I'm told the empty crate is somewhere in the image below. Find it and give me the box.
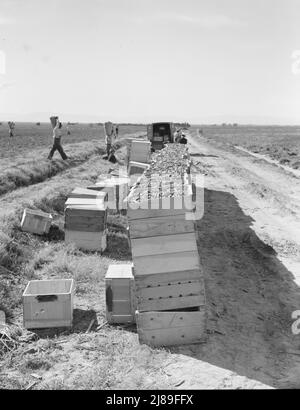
[23,279,75,329]
[21,208,53,235]
[128,161,149,176]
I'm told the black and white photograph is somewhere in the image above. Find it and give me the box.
[0,0,300,394]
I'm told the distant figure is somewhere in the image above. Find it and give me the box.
[179,134,187,144]
[198,128,203,136]
[8,121,15,138]
[48,119,68,160]
[108,147,117,164]
[104,121,116,158]
[115,125,119,137]
[174,128,182,143]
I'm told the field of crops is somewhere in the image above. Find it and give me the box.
[0,122,146,159]
[190,125,300,169]
[0,123,146,196]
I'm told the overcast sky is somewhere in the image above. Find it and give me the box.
[0,0,300,124]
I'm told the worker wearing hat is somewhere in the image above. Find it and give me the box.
[48,118,68,160]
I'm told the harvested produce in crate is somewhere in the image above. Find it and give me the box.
[127,145,192,206]
[146,144,191,177]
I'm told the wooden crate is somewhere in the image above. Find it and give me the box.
[134,268,203,287]
[23,279,75,329]
[65,229,107,252]
[136,307,206,347]
[135,276,205,312]
[133,250,201,277]
[65,208,107,232]
[128,161,149,176]
[105,264,136,324]
[130,232,198,258]
[129,140,151,163]
[64,197,107,210]
[21,208,53,235]
[129,214,195,239]
[68,187,108,200]
[88,176,129,211]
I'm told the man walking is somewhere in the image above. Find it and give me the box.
[48,119,68,160]
[104,121,116,158]
[8,121,15,138]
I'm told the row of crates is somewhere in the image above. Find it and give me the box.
[124,148,207,347]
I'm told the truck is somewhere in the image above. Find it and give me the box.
[147,122,176,151]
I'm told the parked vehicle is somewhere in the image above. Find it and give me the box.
[147,122,175,151]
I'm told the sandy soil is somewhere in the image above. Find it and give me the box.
[164,130,300,389]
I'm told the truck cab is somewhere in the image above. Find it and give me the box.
[147,122,175,151]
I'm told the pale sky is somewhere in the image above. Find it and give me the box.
[0,0,300,124]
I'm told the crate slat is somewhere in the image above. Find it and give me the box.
[131,232,198,258]
[68,188,108,200]
[129,216,195,238]
[136,308,206,347]
[133,251,201,276]
[134,268,203,288]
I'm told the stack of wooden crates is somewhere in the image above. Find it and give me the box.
[64,188,108,252]
[87,174,130,212]
[128,140,151,177]
[126,145,206,347]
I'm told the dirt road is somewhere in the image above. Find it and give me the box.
[165,130,300,389]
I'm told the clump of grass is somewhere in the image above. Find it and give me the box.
[0,231,27,271]
[21,356,53,372]
[0,280,21,317]
[43,331,172,390]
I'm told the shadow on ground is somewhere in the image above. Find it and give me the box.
[168,188,300,388]
[190,153,218,158]
[31,308,98,339]
[104,232,131,261]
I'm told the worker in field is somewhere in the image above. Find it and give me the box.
[174,128,182,143]
[115,125,119,137]
[8,121,15,138]
[47,119,68,160]
[104,121,116,159]
[179,134,187,145]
